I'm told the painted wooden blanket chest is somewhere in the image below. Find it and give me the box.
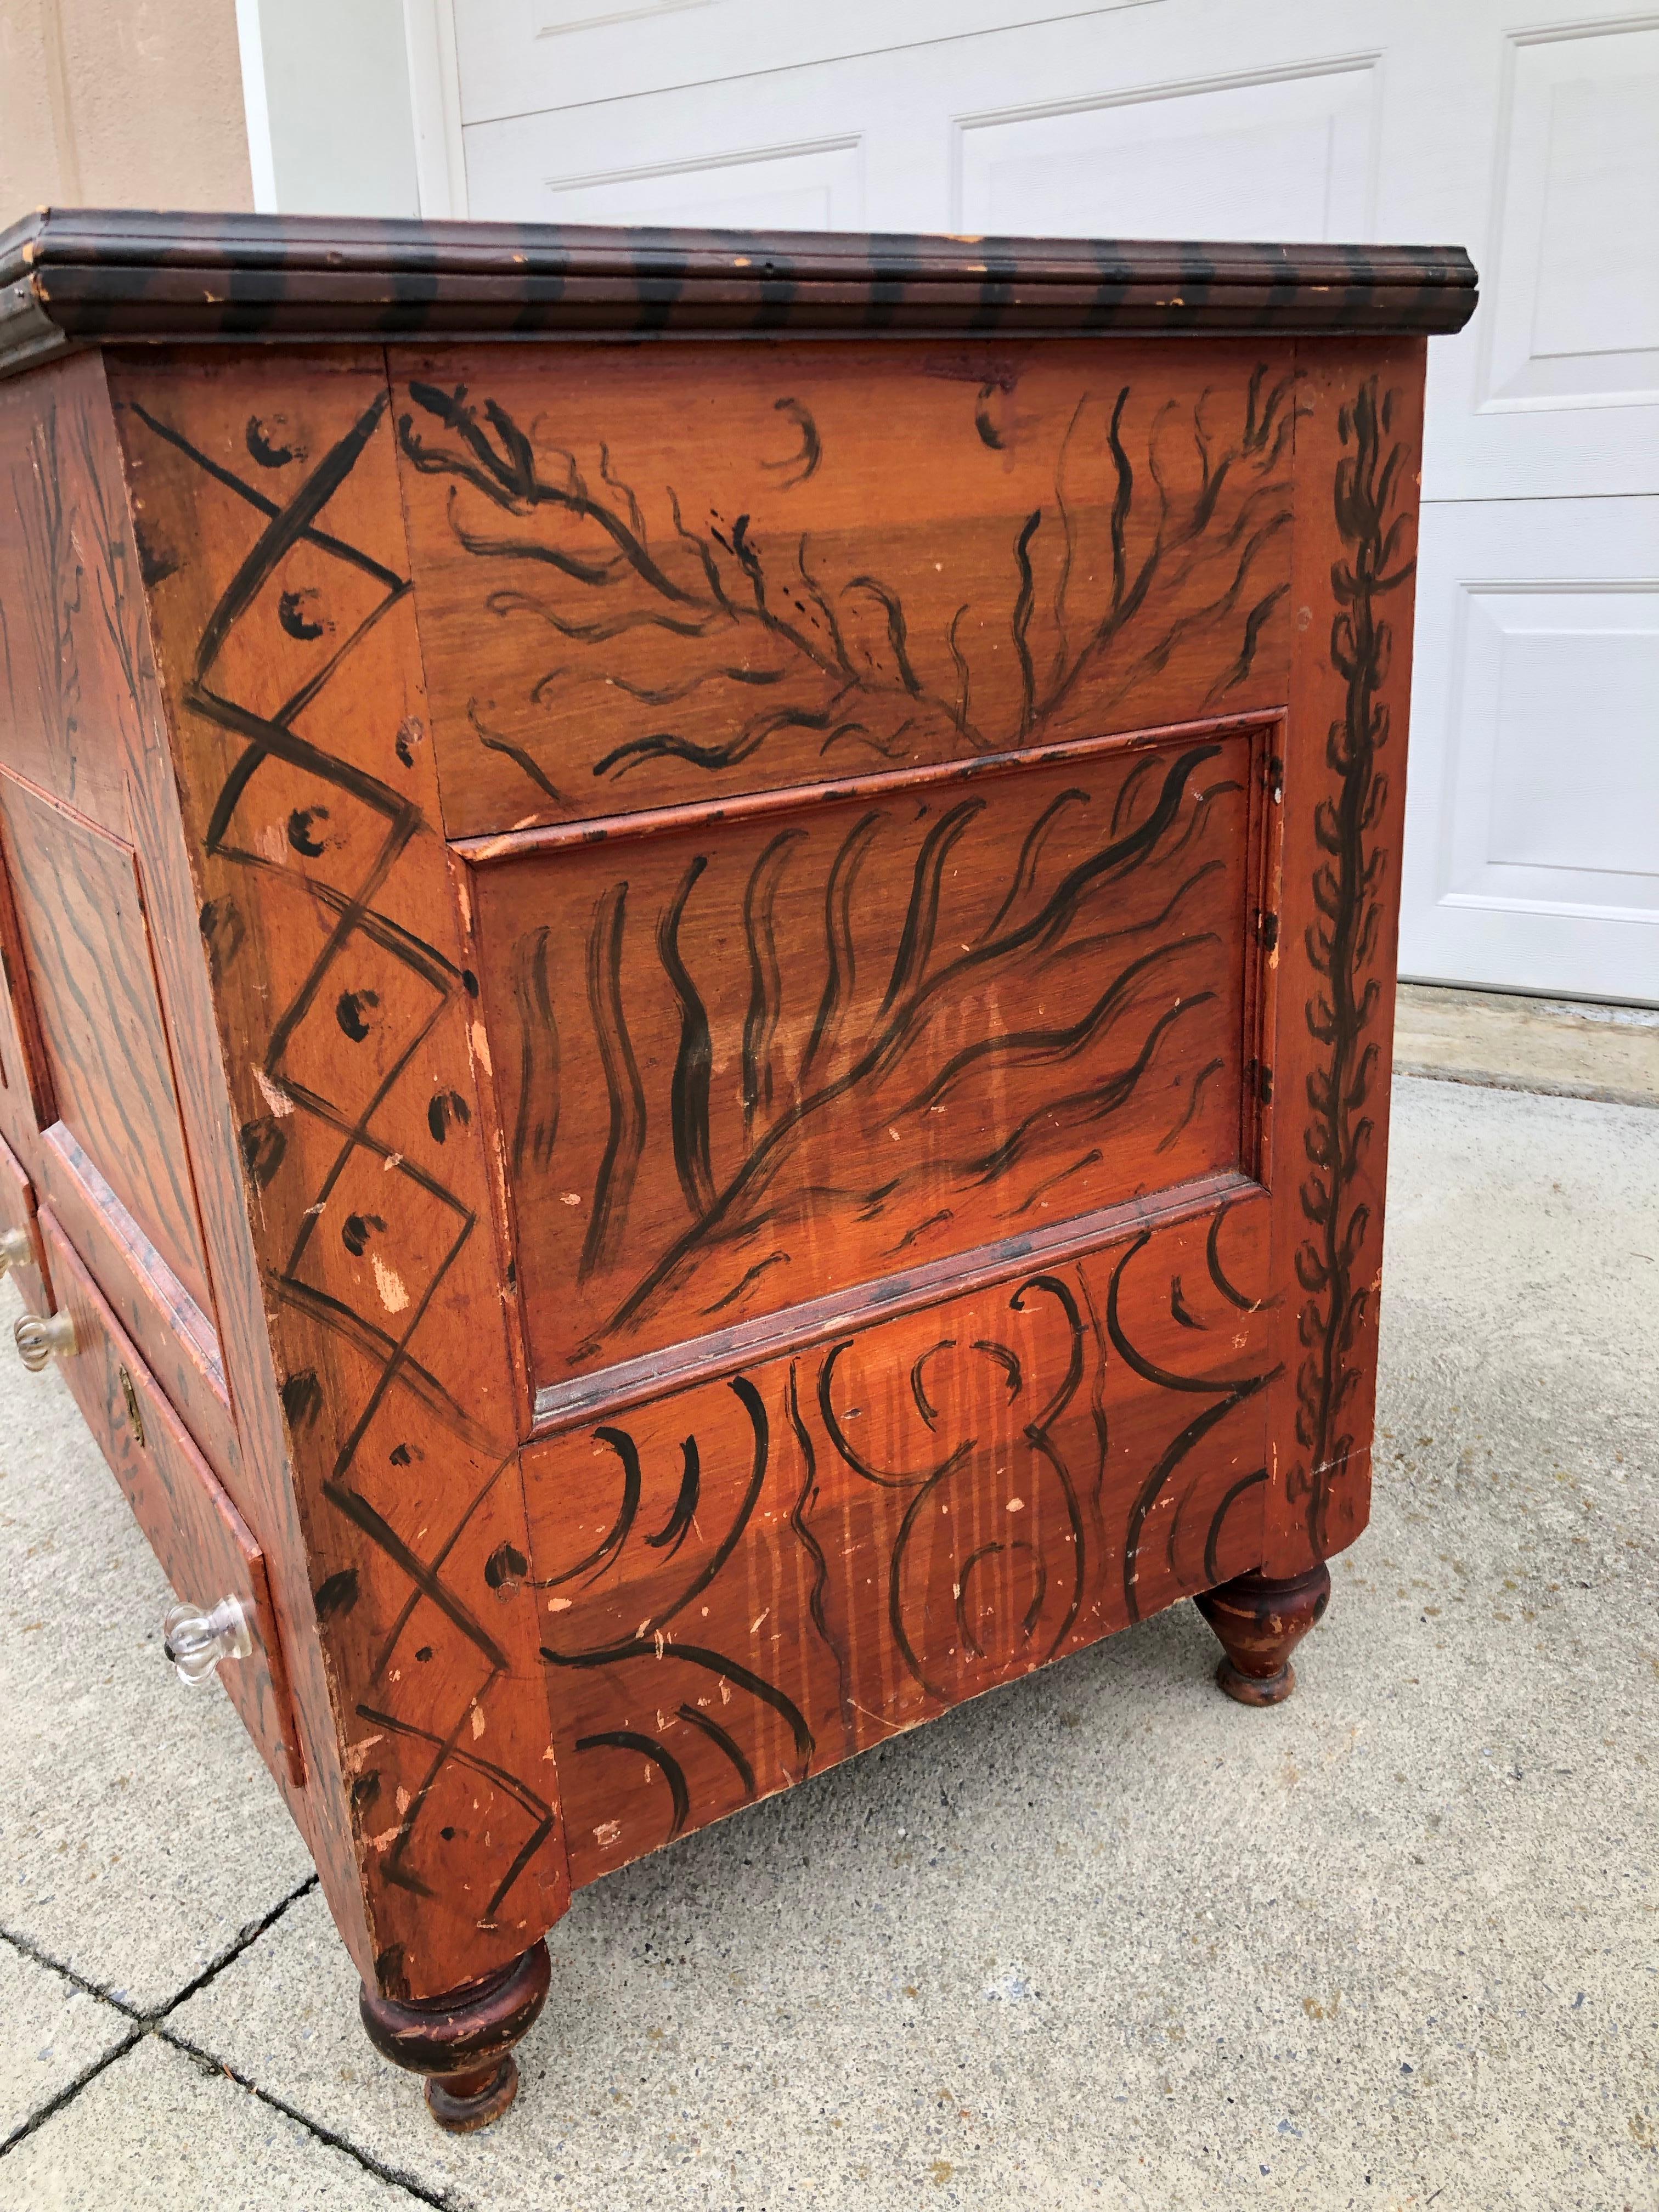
[0,211,1474,2129]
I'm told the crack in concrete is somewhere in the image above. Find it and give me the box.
[0,1872,318,2024]
[0,2022,148,2159]
[158,2026,456,2209]
[0,1876,353,2168]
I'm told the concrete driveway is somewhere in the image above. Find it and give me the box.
[1,1052,1654,2211]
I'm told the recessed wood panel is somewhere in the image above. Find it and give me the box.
[393,338,1295,836]
[523,1194,1271,1887]
[0,367,131,832]
[467,719,1273,1394]
[0,775,215,1319]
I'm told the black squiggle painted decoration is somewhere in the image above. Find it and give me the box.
[1105,1232,1277,1623]
[1293,379,1414,1552]
[760,397,821,487]
[246,414,302,469]
[131,383,560,1934]
[527,1203,1277,1883]
[592,746,1224,1346]
[278,588,325,641]
[396,366,1294,801]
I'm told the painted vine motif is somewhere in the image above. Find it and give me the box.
[520,1200,1276,1886]
[393,354,1297,827]
[1293,378,1415,1551]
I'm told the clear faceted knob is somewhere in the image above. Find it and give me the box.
[14,1310,76,1371]
[162,1595,252,1684]
[0,1226,31,1276]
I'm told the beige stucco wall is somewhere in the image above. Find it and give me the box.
[1,0,252,228]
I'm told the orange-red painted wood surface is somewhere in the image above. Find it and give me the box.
[0,346,346,1930]
[1260,345,1425,1576]
[393,342,1296,836]
[525,1194,1272,1886]
[110,350,570,2000]
[0,211,1460,2059]
[39,1205,304,1787]
[0,774,216,1314]
[466,719,1276,1395]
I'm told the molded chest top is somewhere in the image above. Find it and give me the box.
[0,208,1476,377]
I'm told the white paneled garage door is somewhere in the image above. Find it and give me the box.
[447,0,1659,1005]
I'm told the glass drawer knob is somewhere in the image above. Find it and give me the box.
[14,1310,76,1371]
[162,1595,253,1684]
[0,1227,30,1276]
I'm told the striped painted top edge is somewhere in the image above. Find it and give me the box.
[0,208,1479,375]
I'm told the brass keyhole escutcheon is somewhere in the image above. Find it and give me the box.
[117,1364,145,1447]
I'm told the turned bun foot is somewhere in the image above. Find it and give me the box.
[1194,1563,1331,1706]
[359,1940,551,2134]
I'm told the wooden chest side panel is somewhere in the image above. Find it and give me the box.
[109,349,571,1999]
[0,775,216,1317]
[392,339,1295,837]
[468,718,1273,1395]
[524,1193,1270,1889]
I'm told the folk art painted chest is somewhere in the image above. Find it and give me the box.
[0,213,1474,2129]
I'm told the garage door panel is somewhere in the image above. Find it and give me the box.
[955,59,1379,241]
[463,63,893,228]
[1481,22,1659,413]
[454,0,1165,127]
[479,135,867,232]
[1401,496,1659,1002]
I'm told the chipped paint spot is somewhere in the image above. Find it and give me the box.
[372,1254,409,1313]
[253,1064,293,1117]
[342,1734,383,1775]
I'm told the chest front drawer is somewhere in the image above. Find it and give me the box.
[33,1208,304,1788]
